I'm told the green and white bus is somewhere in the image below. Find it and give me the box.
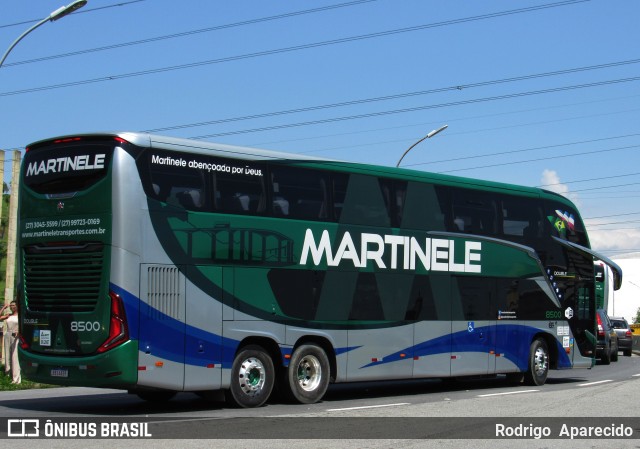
[17,132,622,407]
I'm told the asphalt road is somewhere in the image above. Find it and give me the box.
[1,354,640,448]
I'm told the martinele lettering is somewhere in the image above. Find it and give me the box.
[300,229,481,272]
[26,154,106,176]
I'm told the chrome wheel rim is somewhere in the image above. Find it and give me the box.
[533,346,548,377]
[237,356,266,397]
[296,354,322,392]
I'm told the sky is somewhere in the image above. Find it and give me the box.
[1,0,640,258]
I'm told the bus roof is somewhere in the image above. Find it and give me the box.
[27,131,576,208]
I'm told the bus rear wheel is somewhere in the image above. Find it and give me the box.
[226,345,275,408]
[524,338,549,386]
[284,344,330,404]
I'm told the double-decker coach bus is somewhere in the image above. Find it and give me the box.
[17,132,622,407]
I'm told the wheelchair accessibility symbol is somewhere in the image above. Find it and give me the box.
[468,321,475,332]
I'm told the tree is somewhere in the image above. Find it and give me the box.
[634,307,640,325]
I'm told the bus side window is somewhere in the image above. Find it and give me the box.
[149,181,168,202]
[450,189,498,235]
[166,186,204,210]
[332,173,349,221]
[270,166,328,220]
[501,196,543,241]
[215,167,266,214]
[164,178,205,211]
[177,190,203,209]
[394,181,407,228]
[378,179,407,228]
[146,152,206,209]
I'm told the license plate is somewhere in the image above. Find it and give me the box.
[50,368,68,378]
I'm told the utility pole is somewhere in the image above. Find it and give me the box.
[0,150,4,261]
[4,150,20,307]
[0,150,4,363]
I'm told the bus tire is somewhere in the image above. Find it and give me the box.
[524,338,549,386]
[226,345,275,408]
[285,344,330,404]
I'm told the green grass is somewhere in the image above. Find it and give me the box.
[0,364,58,391]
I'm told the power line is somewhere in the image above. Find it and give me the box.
[569,182,640,193]
[408,131,640,168]
[437,142,640,174]
[585,211,640,220]
[580,195,640,200]
[0,0,376,67]
[3,91,634,152]
[261,94,640,150]
[300,110,640,155]
[587,219,640,227]
[0,0,593,97]
[143,59,640,134]
[0,1,146,30]
[580,190,640,195]
[185,77,640,140]
[4,103,639,161]
[539,171,640,188]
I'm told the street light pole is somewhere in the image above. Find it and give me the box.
[0,0,87,68]
[0,0,87,309]
[396,124,448,168]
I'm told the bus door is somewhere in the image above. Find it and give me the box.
[450,276,496,376]
[138,264,186,390]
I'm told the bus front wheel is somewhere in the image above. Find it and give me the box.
[524,338,549,386]
[226,345,275,408]
[285,344,330,404]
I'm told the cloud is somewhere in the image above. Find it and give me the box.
[585,223,640,254]
[537,169,640,253]
[540,169,580,206]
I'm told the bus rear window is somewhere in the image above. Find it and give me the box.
[23,144,113,194]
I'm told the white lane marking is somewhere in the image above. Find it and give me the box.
[477,390,539,397]
[327,403,410,412]
[578,379,613,387]
[632,373,640,377]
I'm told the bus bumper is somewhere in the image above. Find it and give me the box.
[18,340,138,389]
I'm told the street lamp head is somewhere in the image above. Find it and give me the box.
[50,0,88,22]
[0,0,87,69]
[396,124,448,168]
[426,124,448,139]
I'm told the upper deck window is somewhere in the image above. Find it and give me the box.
[270,166,328,220]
